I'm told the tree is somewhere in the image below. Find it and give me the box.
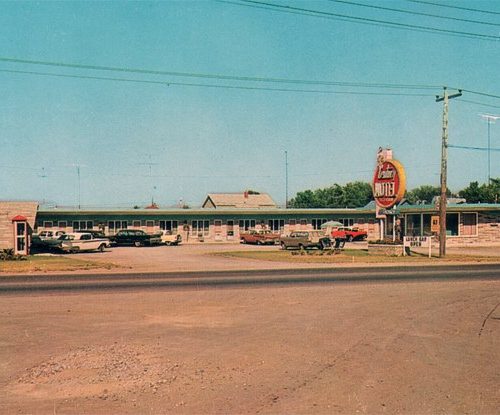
[459,179,500,203]
[288,181,373,208]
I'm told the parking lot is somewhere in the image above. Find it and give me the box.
[52,241,500,274]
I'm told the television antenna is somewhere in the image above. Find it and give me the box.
[480,114,500,183]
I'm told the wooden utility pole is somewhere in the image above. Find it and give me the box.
[436,87,462,257]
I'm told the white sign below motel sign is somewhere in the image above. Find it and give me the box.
[403,236,432,258]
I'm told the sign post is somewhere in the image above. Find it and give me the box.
[372,148,406,240]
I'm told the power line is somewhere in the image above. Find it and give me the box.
[449,144,500,152]
[0,57,440,90]
[459,89,500,100]
[406,0,500,16]
[328,0,500,27]
[0,68,432,96]
[226,0,500,41]
[456,99,500,109]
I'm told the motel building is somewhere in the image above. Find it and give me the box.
[1,192,500,254]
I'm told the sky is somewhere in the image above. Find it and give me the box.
[0,0,499,208]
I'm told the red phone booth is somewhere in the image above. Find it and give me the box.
[12,215,29,256]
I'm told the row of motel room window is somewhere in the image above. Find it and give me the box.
[38,218,359,235]
[405,212,478,237]
[37,213,480,237]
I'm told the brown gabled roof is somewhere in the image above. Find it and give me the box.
[202,192,277,209]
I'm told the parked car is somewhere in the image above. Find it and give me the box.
[333,227,367,242]
[58,232,109,253]
[31,230,67,252]
[160,231,182,246]
[279,230,331,250]
[240,230,280,245]
[109,229,162,247]
[38,230,66,240]
[75,230,111,247]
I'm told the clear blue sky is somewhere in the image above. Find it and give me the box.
[1,0,499,207]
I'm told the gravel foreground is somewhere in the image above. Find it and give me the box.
[1,279,499,414]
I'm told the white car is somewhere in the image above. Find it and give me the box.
[59,232,108,253]
[160,231,182,246]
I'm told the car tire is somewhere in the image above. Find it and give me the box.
[240,239,246,244]
[280,242,287,250]
[348,235,353,242]
[134,241,142,247]
[98,244,105,253]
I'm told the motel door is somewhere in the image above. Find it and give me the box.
[13,217,28,255]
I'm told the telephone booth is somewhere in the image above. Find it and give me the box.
[12,215,29,255]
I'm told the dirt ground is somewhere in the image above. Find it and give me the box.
[1,279,499,414]
[13,242,500,275]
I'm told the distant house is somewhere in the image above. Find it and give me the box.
[202,191,277,209]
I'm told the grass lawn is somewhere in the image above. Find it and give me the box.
[214,248,500,264]
[0,255,118,273]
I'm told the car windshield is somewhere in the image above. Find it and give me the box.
[59,235,75,241]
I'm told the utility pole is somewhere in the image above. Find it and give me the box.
[285,150,288,208]
[436,87,462,257]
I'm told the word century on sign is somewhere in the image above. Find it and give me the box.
[372,159,406,209]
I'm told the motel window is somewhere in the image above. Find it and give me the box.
[227,220,234,236]
[446,213,459,236]
[422,215,432,236]
[43,221,53,228]
[289,219,296,230]
[58,221,67,229]
[461,213,477,236]
[406,214,421,236]
[108,221,128,233]
[312,219,327,230]
[73,221,93,231]
[132,220,141,228]
[192,220,210,236]
[268,219,284,233]
[239,220,256,232]
[160,220,178,233]
[146,220,155,229]
[300,219,307,229]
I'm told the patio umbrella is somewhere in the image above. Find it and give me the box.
[320,221,344,228]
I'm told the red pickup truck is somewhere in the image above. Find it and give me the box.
[331,227,367,242]
[240,230,280,245]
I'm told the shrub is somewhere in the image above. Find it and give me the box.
[0,249,27,261]
[368,239,403,246]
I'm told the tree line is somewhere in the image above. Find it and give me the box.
[288,179,500,208]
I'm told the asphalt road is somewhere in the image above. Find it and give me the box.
[1,263,500,293]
